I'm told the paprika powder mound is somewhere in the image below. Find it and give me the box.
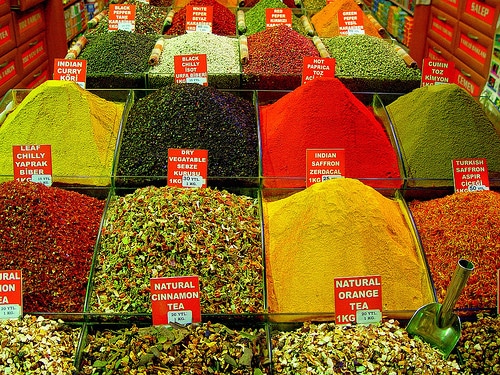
[259,77,402,189]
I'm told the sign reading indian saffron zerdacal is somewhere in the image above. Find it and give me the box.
[167,148,208,188]
[53,59,87,88]
[334,275,382,325]
[302,56,335,85]
[421,57,455,86]
[150,276,201,326]
[452,158,490,193]
[186,5,213,33]
[0,270,22,320]
[109,4,136,32]
[12,144,52,186]
[174,54,208,86]
[306,148,344,187]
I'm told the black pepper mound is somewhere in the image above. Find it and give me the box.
[116,83,259,186]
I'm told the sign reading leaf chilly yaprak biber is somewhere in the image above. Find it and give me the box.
[12,144,52,185]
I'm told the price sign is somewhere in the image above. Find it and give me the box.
[12,144,52,186]
[174,54,208,86]
[53,59,87,88]
[167,148,208,188]
[109,4,136,32]
[186,6,213,33]
[150,276,201,326]
[452,158,489,193]
[338,10,365,35]
[302,56,335,84]
[266,8,292,28]
[306,148,344,187]
[421,58,455,86]
[0,270,22,320]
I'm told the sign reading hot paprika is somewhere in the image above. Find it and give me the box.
[12,144,52,186]
[174,54,208,86]
[53,59,87,88]
[0,270,22,320]
[452,158,490,193]
[167,148,208,188]
[266,8,292,28]
[338,10,365,35]
[186,5,213,33]
[421,57,455,86]
[334,275,382,325]
[150,276,201,326]
[108,4,136,32]
[302,56,335,84]
[306,148,344,187]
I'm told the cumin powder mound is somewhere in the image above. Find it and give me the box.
[263,178,434,321]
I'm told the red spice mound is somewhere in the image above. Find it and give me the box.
[166,0,236,35]
[0,181,104,313]
[259,77,402,188]
[409,191,500,311]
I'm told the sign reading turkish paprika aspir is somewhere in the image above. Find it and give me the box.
[302,56,335,85]
[306,148,344,187]
[12,145,52,186]
[266,8,292,28]
[167,148,208,188]
[150,276,201,326]
[452,158,490,193]
[0,270,22,320]
[338,10,365,35]
[108,4,136,32]
[421,57,455,86]
[334,275,382,325]
[186,5,213,33]
[174,54,208,86]
[53,59,87,88]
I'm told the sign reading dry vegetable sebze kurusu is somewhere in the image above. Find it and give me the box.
[0,270,22,320]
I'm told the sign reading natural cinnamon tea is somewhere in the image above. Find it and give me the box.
[306,148,344,187]
[265,8,292,28]
[0,270,22,320]
[186,5,213,33]
[452,158,490,193]
[338,10,365,35]
[302,56,335,84]
[334,275,382,325]
[108,4,136,32]
[174,54,208,86]
[53,59,87,88]
[12,144,52,186]
[167,148,208,188]
[150,276,201,326]
[421,57,455,86]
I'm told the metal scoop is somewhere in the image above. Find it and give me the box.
[406,259,474,358]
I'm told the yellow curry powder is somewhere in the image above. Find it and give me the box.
[311,0,382,38]
[0,80,123,185]
[263,178,434,321]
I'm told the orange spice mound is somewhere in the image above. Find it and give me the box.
[311,0,382,38]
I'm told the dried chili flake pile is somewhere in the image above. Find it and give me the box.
[0,181,104,312]
[409,191,500,310]
[90,185,264,314]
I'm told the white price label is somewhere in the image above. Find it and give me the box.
[0,304,21,320]
[117,21,134,32]
[356,309,382,325]
[182,174,204,188]
[168,310,192,325]
[186,77,207,85]
[195,24,212,33]
[322,175,343,182]
[468,184,489,192]
[31,174,52,187]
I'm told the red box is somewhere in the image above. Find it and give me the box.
[9,0,45,12]
[0,48,21,97]
[12,5,45,47]
[18,31,47,75]
[0,12,16,56]
[15,59,48,89]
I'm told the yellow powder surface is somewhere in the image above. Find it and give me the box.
[263,178,434,321]
[0,80,123,185]
[311,0,382,38]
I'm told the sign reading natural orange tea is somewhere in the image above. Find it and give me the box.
[0,270,22,320]
[421,58,455,86]
[150,276,201,326]
[167,148,208,188]
[174,54,208,86]
[338,10,365,35]
[302,56,335,84]
[334,275,382,325]
[186,5,213,33]
[12,144,52,186]
[108,4,136,32]
[53,59,87,88]
[306,148,344,187]
[265,8,292,28]
[452,158,489,193]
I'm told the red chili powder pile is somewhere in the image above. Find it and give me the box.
[0,181,104,313]
[259,77,402,188]
[409,191,500,311]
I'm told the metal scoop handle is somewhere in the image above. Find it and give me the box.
[438,259,474,328]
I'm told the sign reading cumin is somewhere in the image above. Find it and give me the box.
[306,148,344,187]
[302,56,335,84]
[265,8,292,28]
[109,4,136,32]
[0,270,22,320]
[338,10,365,35]
[12,144,52,186]
[334,275,382,325]
[53,59,87,88]
[186,5,213,33]
[174,54,208,86]
[151,276,201,325]
[167,148,208,188]
[421,58,455,86]
[452,158,489,193]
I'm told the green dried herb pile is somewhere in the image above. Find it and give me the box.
[79,322,269,374]
[89,185,264,314]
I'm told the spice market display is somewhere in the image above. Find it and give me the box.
[0,0,500,373]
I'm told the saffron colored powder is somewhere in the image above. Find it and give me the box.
[259,77,401,188]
